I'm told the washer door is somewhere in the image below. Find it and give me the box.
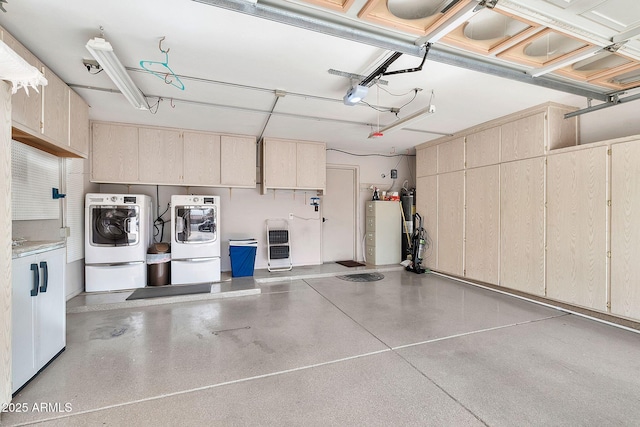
[90,205,140,246]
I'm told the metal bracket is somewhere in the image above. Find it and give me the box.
[604,42,626,53]
[478,0,499,10]
[52,188,66,199]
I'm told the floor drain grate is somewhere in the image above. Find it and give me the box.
[336,272,384,282]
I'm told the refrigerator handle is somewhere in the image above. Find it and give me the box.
[39,261,48,293]
[30,263,39,297]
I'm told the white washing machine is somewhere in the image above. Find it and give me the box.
[171,195,221,284]
[85,194,152,292]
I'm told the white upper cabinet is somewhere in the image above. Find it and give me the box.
[91,122,139,183]
[262,138,326,194]
[183,131,221,186]
[138,128,184,184]
[2,25,89,158]
[220,135,256,187]
[91,122,256,188]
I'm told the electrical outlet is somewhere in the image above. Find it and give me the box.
[391,169,397,179]
[59,227,70,238]
[289,213,294,220]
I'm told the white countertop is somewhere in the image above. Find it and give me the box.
[12,240,66,259]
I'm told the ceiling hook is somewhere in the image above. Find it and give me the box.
[159,36,170,54]
[170,98,176,108]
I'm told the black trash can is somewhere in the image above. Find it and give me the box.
[147,243,171,286]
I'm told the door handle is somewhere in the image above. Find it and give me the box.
[39,261,48,293]
[30,263,39,297]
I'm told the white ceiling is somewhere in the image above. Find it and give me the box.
[0,0,636,154]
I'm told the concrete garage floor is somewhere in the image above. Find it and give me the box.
[5,268,640,426]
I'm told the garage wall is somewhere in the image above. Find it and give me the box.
[99,149,415,271]
[326,149,416,263]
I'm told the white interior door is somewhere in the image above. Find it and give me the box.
[322,166,357,262]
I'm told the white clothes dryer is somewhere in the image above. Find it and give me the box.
[85,194,152,292]
[171,195,221,285]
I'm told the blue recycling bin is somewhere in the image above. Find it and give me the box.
[229,239,258,277]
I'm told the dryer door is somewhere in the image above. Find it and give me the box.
[90,205,140,246]
[174,205,217,244]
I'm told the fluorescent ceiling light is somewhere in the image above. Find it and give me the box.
[528,46,603,78]
[368,104,436,138]
[86,37,148,110]
[343,85,369,106]
[611,69,640,85]
[416,2,479,44]
[613,24,640,43]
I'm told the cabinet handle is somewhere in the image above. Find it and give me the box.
[39,261,48,293]
[30,263,39,297]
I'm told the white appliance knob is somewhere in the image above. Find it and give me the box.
[194,197,199,202]
[111,196,117,202]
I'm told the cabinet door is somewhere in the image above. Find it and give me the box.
[11,255,37,393]
[91,123,139,183]
[296,141,326,190]
[69,90,89,157]
[547,147,607,310]
[42,67,69,147]
[500,157,546,295]
[611,140,640,320]
[416,145,437,177]
[501,113,545,162]
[437,137,465,173]
[263,138,296,189]
[465,165,500,285]
[183,131,221,186]
[138,128,183,184]
[221,135,256,187]
[437,171,464,276]
[35,248,65,369]
[416,175,437,269]
[466,126,500,168]
[3,31,42,134]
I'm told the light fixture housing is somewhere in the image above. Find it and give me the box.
[528,46,603,78]
[343,84,369,106]
[368,104,436,138]
[86,37,148,110]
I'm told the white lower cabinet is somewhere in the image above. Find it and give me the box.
[12,248,66,393]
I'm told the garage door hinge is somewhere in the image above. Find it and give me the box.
[607,200,612,207]
[607,251,611,258]
[607,149,612,155]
